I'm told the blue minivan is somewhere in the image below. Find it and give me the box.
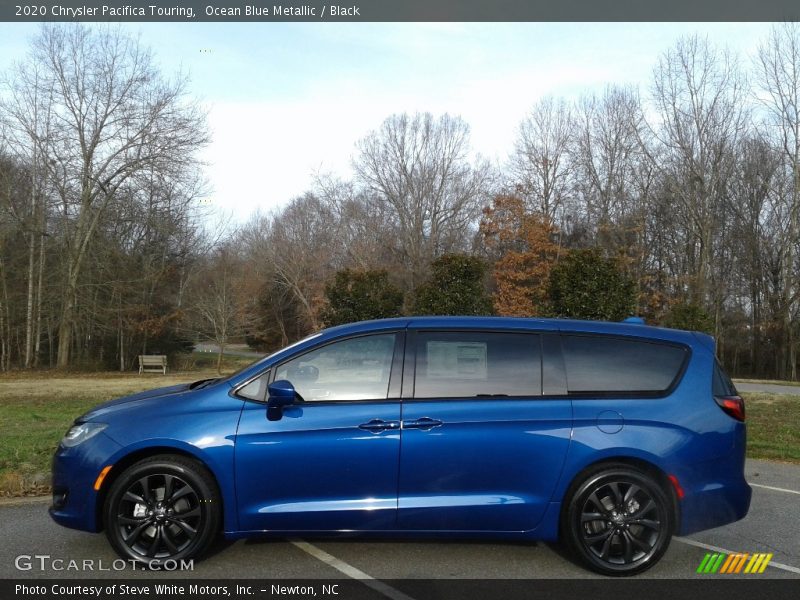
[50,317,751,575]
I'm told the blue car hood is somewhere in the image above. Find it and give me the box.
[79,382,199,422]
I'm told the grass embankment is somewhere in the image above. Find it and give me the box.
[0,353,256,496]
[0,369,797,496]
[744,393,800,462]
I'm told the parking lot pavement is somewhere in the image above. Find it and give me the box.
[2,459,798,582]
[735,382,800,396]
[675,459,800,575]
[746,458,800,491]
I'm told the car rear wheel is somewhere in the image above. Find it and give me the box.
[564,465,673,576]
[104,455,220,567]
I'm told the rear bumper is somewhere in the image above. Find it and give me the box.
[678,473,751,535]
[676,427,751,535]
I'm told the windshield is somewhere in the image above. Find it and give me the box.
[219,332,324,383]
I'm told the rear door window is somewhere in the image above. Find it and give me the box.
[561,335,688,395]
[413,331,541,398]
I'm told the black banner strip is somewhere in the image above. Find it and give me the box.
[3,579,800,600]
[1,1,800,23]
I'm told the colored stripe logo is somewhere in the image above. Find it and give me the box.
[696,552,773,574]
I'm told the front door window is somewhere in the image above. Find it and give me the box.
[275,334,396,401]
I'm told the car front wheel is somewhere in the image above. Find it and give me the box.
[103,455,220,567]
[564,465,674,576]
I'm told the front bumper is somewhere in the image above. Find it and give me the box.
[49,432,122,533]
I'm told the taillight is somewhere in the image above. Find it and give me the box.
[715,395,745,422]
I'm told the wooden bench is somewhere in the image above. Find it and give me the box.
[138,355,167,374]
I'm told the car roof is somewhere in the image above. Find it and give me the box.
[318,316,698,345]
[227,316,704,387]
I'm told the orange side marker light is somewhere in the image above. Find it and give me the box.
[93,465,113,491]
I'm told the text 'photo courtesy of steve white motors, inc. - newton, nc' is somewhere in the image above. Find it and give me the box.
[14,583,342,598]
[21,4,361,18]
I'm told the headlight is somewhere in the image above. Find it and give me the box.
[61,423,107,448]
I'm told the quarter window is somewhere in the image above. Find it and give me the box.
[713,359,738,396]
[414,332,541,398]
[236,371,269,401]
[561,335,687,394]
[275,334,396,402]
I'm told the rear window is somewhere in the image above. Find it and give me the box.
[414,331,541,398]
[713,360,738,396]
[561,335,687,395]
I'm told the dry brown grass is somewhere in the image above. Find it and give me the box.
[0,372,218,400]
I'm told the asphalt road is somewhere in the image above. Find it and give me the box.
[734,382,800,396]
[194,343,262,358]
[1,459,797,583]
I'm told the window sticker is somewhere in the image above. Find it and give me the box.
[427,341,488,380]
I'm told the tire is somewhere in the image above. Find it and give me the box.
[103,455,220,567]
[563,464,674,576]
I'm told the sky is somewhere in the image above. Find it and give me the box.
[0,22,777,223]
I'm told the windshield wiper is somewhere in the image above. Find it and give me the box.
[189,378,220,390]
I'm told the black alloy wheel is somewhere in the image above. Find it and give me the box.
[104,455,220,566]
[564,465,674,576]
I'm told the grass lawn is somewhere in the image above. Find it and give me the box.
[744,393,800,462]
[0,368,798,495]
[0,353,256,496]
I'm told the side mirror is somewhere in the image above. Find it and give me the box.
[268,380,297,408]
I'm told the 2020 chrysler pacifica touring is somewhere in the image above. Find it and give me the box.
[50,316,751,575]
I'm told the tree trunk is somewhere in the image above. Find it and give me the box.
[56,187,108,367]
[33,230,45,367]
[57,269,79,368]
[24,231,36,367]
[216,342,225,375]
[0,256,8,372]
[786,162,799,380]
[47,317,53,368]
[119,327,125,372]
[750,284,761,377]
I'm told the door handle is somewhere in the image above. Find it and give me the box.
[402,417,443,431]
[358,419,400,433]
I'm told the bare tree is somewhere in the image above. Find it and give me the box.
[648,35,747,316]
[573,86,644,235]
[239,193,339,333]
[86,166,208,371]
[0,150,18,371]
[512,96,574,221]
[314,173,399,272]
[268,193,339,330]
[0,60,55,368]
[8,24,209,367]
[727,134,783,375]
[755,22,800,378]
[188,246,242,374]
[354,112,491,289]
